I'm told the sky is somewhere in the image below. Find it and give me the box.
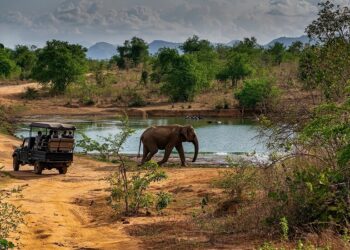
[1,0,349,48]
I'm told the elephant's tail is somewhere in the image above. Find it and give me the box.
[137,137,142,158]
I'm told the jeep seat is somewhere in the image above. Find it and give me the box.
[48,138,75,152]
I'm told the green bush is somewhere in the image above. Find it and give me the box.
[108,161,171,215]
[0,186,24,249]
[128,92,146,107]
[234,78,279,112]
[156,192,172,212]
[213,158,259,201]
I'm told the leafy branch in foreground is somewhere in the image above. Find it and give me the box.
[108,161,170,215]
[0,185,25,249]
[78,115,171,215]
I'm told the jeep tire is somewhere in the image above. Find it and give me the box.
[34,162,43,175]
[13,156,20,171]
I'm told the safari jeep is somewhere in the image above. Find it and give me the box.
[12,122,76,175]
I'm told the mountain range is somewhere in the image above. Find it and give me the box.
[87,35,313,60]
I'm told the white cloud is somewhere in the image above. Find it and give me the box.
[3,0,348,47]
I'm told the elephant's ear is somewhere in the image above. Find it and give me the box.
[180,127,189,140]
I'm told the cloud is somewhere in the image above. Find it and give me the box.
[4,0,348,47]
[267,0,317,17]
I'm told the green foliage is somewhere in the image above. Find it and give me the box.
[279,217,289,241]
[115,37,149,69]
[181,35,213,54]
[0,49,16,78]
[32,40,88,94]
[21,87,39,100]
[156,192,172,212]
[127,91,146,107]
[12,45,37,80]
[140,70,149,85]
[299,41,350,101]
[267,42,286,65]
[161,54,207,102]
[301,2,350,101]
[234,78,279,111]
[288,41,304,55]
[109,161,170,214]
[213,158,259,201]
[306,1,350,43]
[0,187,24,249]
[268,165,350,231]
[217,53,253,86]
[300,101,350,167]
[0,238,15,249]
[151,48,179,83]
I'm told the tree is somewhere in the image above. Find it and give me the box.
[151,48,180,83]
[13,45,37,80]
[161,55,206,102]
[234,78,279,112]
[306,1,350,43]
[217,53,253,87]
[32,40,87,94]
[288,41,304,55]
[181,35,213,54]
[0,48,16,78]
[268,42,286,65]
[300,2,350,101]
[114,37,149,69]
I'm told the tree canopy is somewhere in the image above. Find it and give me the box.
[32,40,88,94]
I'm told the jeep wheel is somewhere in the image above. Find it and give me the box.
[58,167,67,175]
[34,163,43,175]
[13,156,20,171]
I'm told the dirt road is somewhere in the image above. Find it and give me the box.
[0,133,225,249]
[0,133,140,249]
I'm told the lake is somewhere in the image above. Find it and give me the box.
[15,117,268,159]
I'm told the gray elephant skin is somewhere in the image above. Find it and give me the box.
[138,125,199,166]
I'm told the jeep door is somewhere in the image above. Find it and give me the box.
[19,138,30,163]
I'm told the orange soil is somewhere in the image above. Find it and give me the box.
[1,133,255,249]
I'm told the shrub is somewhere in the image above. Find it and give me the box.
[108,161,171,215]
[234,78,279,112]
[156,192,172,212]
[214,98,230,110]
[21,87,39,100]
[213,158,259,201]
[0,185,24,249]
[128,92,146,107]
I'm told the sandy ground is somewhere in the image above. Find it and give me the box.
[0,133,231,249]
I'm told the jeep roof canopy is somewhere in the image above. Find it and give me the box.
[29,122,76,130]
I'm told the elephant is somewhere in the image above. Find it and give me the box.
[138,125,199,166]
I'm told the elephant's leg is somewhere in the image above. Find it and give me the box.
[140,146,150,165]
[145,148,158,162]
[175,143,186,167]
[158,144,174,166]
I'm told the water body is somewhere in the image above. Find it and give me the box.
[15,117,268,158]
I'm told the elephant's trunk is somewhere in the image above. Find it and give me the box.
[192,136,199,162]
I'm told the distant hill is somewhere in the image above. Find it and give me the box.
[87,42,117,60]
[148,40,182,54]
[86,35,314,60]
[265,35,312,48]
[226,40,240,46]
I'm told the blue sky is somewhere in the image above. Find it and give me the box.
[1,0,349,48]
